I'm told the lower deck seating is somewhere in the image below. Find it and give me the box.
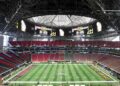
[32,54,49,62]
[73,53,120,73]
[31,53,120,74]
[0,67,7,74]
[49,54,64,61]
[19,53,31,62]
[0,52,31,76]
[1,50,120,77]
[32,54,64,62]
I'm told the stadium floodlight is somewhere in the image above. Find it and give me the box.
[97,22,102,32]
[21,20,26,32]
[59,29,64,36]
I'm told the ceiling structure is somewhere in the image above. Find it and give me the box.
[0,0,119,38]
[27,15,96,28]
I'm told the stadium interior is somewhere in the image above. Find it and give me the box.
[0,0,120,86]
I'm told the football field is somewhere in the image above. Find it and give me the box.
[5,63,119,86]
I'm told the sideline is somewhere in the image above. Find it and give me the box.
[3,64,32,84]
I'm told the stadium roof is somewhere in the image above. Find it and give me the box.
[0,0,119,37]
[27,15,96,28]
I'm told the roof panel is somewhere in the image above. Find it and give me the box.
[27,15,96,28]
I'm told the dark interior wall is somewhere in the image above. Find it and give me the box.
[63,28,72,36]
[0,35,4,51]
[25,21,35,34]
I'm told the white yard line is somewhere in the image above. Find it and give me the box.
[92,64,117,81]
[33,63,90,65]
[6,80,118,84]
[4,63,119,85]
[29,63,118,81]
[3,64,32,84]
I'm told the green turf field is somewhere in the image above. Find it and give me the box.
[5,63,119,86]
